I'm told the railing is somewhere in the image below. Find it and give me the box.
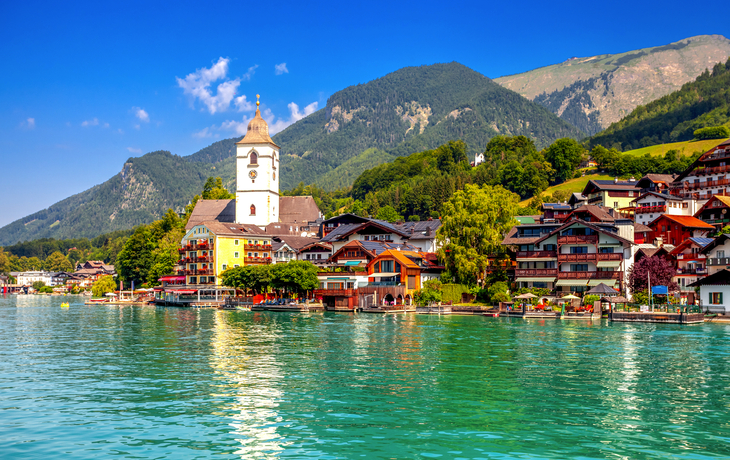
[707,257,730,266]
[516,251,557,258]
[558,253,596,262]
[183,269,214,275]
[245,257,272,264]
[598,253,623,261]
[557,271,621,279]
[702,217,730,225]
[178,243,214,252]
[635,205,666,214]
[244,244,273,250]
[313,289,356,297]
[676,268,706,275]
[515,269,558,277]
[368,281,399,286]
[558,235,598,244]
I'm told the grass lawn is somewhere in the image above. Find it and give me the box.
[622,138,725,157]
[519,173,612,207]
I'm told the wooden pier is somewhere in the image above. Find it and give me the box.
[610,311,704,324]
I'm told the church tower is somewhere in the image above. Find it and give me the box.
[235,95,280,227]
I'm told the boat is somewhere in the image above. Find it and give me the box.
[60,302,70,308]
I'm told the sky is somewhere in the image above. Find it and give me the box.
[0,0,728,229]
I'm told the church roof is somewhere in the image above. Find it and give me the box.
[280,196,322,223]
[186,199,235,230]
[235,97,280,147]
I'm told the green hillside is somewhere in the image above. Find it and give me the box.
[622,138,727,157]
[275,62,584,190]
[496,35,730,135]
[590,57,730,150]
[518,174,612,207]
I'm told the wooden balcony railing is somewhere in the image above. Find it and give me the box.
[244,244,273,250]
[313,289,357,297]
[245,257,272,264]
[516,251,557,258]
[707,257,730,266]
[557,271,621,280]
[635,205,666,214]
[598,253,623,261]
[558,253,596,262]
[558,235,598,244]
[515,269,558,277]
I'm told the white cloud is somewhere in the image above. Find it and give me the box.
[234,94,255,112]
[21,118,36,129]
[103,122,110,128]
[242,64,258,81]
[265,101,318,134]
[133,124,141,130]
[127,147,142,154]
[193,127,213,139]
[81,117,99,127]
[275,63,289,75]
[134,107,149,122]
[176,57,242,114]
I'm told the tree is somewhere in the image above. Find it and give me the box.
[92,275,117,298]
[221,265,271,295]
[0,249,10,274]
[628,256,679,294]
[487,281,510,304]
[32,281,46,291]
[414,279,443,305]
[375,205,403,223]
[544,138,584,183]
[44,251,73,272]
[270,260,318,297]
[694,126,730,140]
[202,176,234,200]
[116,226,155,285]
[147,227,185,285]
[437,184,519,286]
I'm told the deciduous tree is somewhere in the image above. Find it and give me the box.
[544,138,584,183]
[628,256,679,294]
[92,275,117,298]
[44,251,73,272]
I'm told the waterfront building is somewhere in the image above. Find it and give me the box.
[297,242,333,266]
[16,271,57,287]
[668,237,713,295]
[631,191,697,226]
[693,194,730,230]
[270,235,319,264]
[178,221,271,286]
[502,221,563,290]
[688,269,730,313]
[668,139,730,200]
[647,214,714,246]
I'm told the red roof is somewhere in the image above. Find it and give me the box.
[652,214,714,229]
[159,275,186,282]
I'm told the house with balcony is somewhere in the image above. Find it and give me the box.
[647,215,714,247]
[502,221,564,290]
[320,214,440,254]
[693,194,730,230]
[631,191,696,226]
[541,203,572,223]
[270,236,319,264]
[178,221,271,286]
[668,139,730,201]
[509,219,636,296]
[635,174,677,193]
[700,234,730,276]
[668,237,713,295]
[688,269,730,313]
[363,249,444,306]
[298,241,333,266]
[581,178,641,210]
[563,205,616,223]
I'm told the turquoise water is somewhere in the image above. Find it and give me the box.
[2,296,730,459]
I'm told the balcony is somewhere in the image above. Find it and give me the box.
[183,269,214,275]
[598,253,622,261]
[635,205,666,214]
[558,253,596,262]
[313,289,357,297]
[558,235,598,244]
[515,269,557,277]
[188,256,213,263]
[676,268,706,275]
[245,257,272,264]
[557,271,621,280]
[708,257,730,266]
[516,251,557,259]
[244,244,273,250]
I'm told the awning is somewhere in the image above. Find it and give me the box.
[370,272,399,277]
[596,261,621,267]
[344,260,362,266]
[516,277,556,282]
[173,289,197,294]
[556,280,589,286]
[159,275,185,282]
[588,279,617,287]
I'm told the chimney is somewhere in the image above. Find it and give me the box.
[655,236,664,247]
[614,177,618,184]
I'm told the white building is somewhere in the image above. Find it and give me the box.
[689,269,730,313]
[235,95,279,228]
[16,271,56,287]
[702,234,730,276]
[631,192,699,226]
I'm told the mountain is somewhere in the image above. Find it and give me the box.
[274,62,583,190]
[495,35,730,135]
[0,62,582,246]
[589,57,730,150]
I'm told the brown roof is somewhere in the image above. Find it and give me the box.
[642,174,676,183]
[273,236,320,251]
[279,196,322,223]
[565,205,615,222]
[199,221,266,237]
[634,223,653,232]
[235,108,280,148]
[534,219,634,246]
[186,199,235,230]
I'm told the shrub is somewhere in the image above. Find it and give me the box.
[583,294,600,306]
[694,126,730,140]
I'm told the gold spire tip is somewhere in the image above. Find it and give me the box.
[256,94,260,107]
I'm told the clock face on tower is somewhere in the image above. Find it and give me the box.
[249,170,257,179]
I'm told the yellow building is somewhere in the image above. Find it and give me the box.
[582,178,641,210]
[178,221,272,286]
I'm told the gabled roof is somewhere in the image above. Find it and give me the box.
[648,214,715,230]
[636,174,677,189]
[185,199,236,230]
[196,221,267,237]
[322,213,372,226]
[272,235,319,251]
[582,179,640,195]
[542,203,572,211]
[669,237,714,256]
[701,233,730,254]
[396,219,441,240]
[279,196,322,223]
[630,191,682,203]
[634,223,653,233]
[694,195,730,217]
[320,220,409,243]
[569,193,586,205]
[298,241,333,253]
[534,219,633,246]
[564,205,615,222]
[688,268,730,287]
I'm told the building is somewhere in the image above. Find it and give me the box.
[647,215,714,247]
[270,235,319,264]
[298,242,333,266]
[701,234,730,276]
[178,221,271,286]
[581,178,640,210]
[635,174,677,194]
[16,271,56,287]
[631,192,696,226]
[688,269,730,313]
[693,194,730,230]
[668,139,730,200]
[668,237,713,294]
[541,203,572,223]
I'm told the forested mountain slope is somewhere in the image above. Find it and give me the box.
[495,35,730,135]
[589,57,730,150]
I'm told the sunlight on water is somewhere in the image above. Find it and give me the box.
[1,295,730,459]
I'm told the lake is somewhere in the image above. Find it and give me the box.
[2,295,730,459]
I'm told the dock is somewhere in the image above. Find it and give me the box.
[610,311,704,324]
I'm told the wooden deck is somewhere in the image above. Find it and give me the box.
[415,306,452,314]
[610,311,704,324]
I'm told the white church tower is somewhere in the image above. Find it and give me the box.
[235,95,280,227]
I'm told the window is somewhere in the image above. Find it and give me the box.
[250,152,258,164]
[718,250,725,259]
[234,252,239,258]
[599,247,614,253]
[234,240,239,245]
[710,292,723,304]
[222,264,227,270]
[614,202,619,208]
[255,252,259,257]
[248,252,253,257]
[317,254,322,259]
[543,244,557,251]
[234,264,239,268]
[683,203,688,209]
[381,260,394,272]
[250,204,256,216]
[570,264,588,272]
[570,246,588,254]
[374,262,380,273]
[263,253,268,258]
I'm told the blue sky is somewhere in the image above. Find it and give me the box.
[0,0,728,229]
